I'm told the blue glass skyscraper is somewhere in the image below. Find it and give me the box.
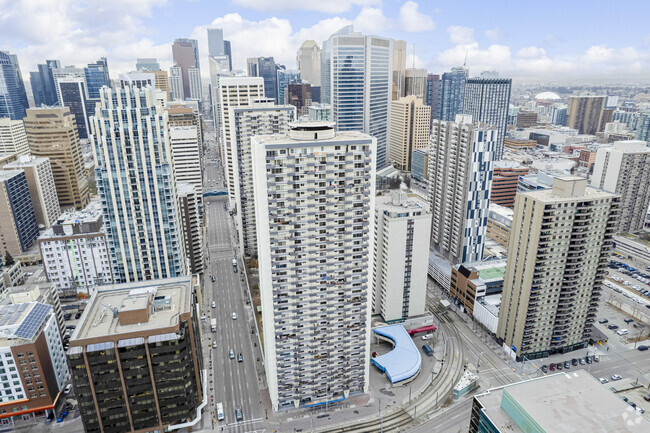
[257,57,278,102]
[30,60,60,107]
[276,69,300,104]
[84,58,110,99]
[440,66,468,122]
[0,51,29,120]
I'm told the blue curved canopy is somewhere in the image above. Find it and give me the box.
[371,324,422,383]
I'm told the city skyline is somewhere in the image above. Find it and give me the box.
[1,1,649,84]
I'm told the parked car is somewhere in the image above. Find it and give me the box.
[643,394,650,402]
[637,345,649,351]
[212,341,217,349]
[235,406,243,421]
[598,318,609,324]
[372,351,378,358]
[564,361,570,369]
[586,356,592,364]
[608,324,619,330]
[611,374,622,381]
[229,349,235,359]
[421,334,433,340]
[598,378,608,384]
[579,358,586,365]
[63,313,72,320]
[212,301,216,308]
[549,363,556,371]
[616,329,628,336]
[556,363,563,370]
[636,407,645,414]
[63,384,73,395]
[624,319,634,324]
[74,312,81,319]
[422,345,433,356]
[571,358,578,366]
[541,365,548,373]
[594,355,600,362]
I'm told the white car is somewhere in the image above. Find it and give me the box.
[421,334,433,340]
[212,341,217,349]
[212,301,216,308]
[64,384,73,395]
[624,281,632,286]
[598,377,608,384]
[611,374,622,381]
[232,312,237,320]
[616,329,628,336]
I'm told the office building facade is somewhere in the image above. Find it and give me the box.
[0,51,29,120]
[207,28,225,57]
[3,156,60,228]
[177,182,203,275]
[252,123,375,411]
[496,177,618,360]
[84,58,110,99]
[372,191,430,322]
[30,60,60,107]
[389,95,431,171]
[90,86,186,283]
[426,74,441,121]
[57,77,92,139]
[411,149,429,182]
[232,100,295,257]
[297,40,321,86]
[591,140,650,233]
[490,161,529,208]
[24,107,90,209]
[171,38,200,100]
[169,123,203,194]
[68,276,204,433]
[277,69,300,105]
[38,199,113,296]
[0,118,29,156]
[287,83,312,117]
[428,116,496,264]
[391,40,407,100]
[327,28,393,169]
[135,58,160,71]
[404,68,428,101]
[168,65,184,100]
[463,77,512,160]
[0,170,39,256]
[440,67,468,122]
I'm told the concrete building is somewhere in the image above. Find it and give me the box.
[496,177,619,360]
[287,83,312,117]
[389,95,431,171]
[0,118,29,156]
[391,40,407,101]
[252,122,375,411]
[515,110,538,128]
[428,115,497,264]
[24,107,90,210]
[168,124,203,194]
[3,281,65,337]
[591,140,650,234]
[0,152,17,167]
[168,65,184,100]
[469,371,649,433]
[440,66,468,122]
[276,69,300,106]
[372,190,430,322]
[90,86,186,283]
[0,302,69,422]
[463,77,512,160]
[188,67,202,100]
[490,161,528,208]
[503,138,537,150]
[38,199,113,297]
[567,95,606,135]
[404,68,428,101]
[177,182,203,275]
[308,103,331,122]
[450,260,506,315]
[3,155,60,228]
[68,276,205,433]
[327,27,393,169]
[218,77,265,201]
[0,170,39,257]
[171,38,200,100]
[135,58,160,72]
[517,171,562,193]
[411,149,429,182]
[296,40,321,86]
[486,204,513,248]
[231,99,295,257]
[426,74,441,121]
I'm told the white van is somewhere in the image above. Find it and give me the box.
[617,329,628,336]
[217,402,224,421]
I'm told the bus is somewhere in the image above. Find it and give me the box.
[217,402,224,421]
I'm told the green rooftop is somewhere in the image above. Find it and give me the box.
[479,266,506,280]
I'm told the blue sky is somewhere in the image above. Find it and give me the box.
[2,0,648,82]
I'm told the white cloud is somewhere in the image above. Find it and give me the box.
[1,0,170,79]
[485,27,503,41]
[232,0,381,14]
[353,7,391,34]
[437,42,511,72]
[516,46,547,58]
[447,26,474,45]
[399,1,435,33]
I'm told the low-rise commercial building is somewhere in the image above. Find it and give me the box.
[486,204,513,248]
[0,302,69,422]
[68,276,204,433]
[490,161,528,208]
[450,260,506,315]
[38,199,113,297]
[469,370,649,433]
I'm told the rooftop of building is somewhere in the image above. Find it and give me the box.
[0,302,52,344]
[493,160,525,169]
[376,190,428,214]
[459,259,507,282]
[4,155,49,168]
[476,294,501,316]
[525,176,614,202]
[254,122,371,147]
[610,140,650,153]
[176,182,199,196]
[475,370,649,432]
[488,203,514,219]
[0,169,23,181]
[71,276,194,341]
[534,91,561,100]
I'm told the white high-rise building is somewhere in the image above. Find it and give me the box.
[3,155,60,228]
[169,125,203,194]
[38,199,113,296]
[90,86,186,283]
[188,67,202,100]
[296,40,321,86]
[0,118,30,156]
[169,66,184,100]
[231,99,295,257]
[51,66,85,105]
[209,55,232,132]
[252,122,376,411]
[428,115,496,264]
[372,190,431,322]
[326,26,393,169]
[591,140,650,233]
[218,77,264,203]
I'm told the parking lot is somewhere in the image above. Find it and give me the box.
[606,257,650,305]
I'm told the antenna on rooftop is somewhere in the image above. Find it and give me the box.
[464,49,469,68]
[412,44,415,69]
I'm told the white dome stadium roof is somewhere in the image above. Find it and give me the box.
[535,91,561,100]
